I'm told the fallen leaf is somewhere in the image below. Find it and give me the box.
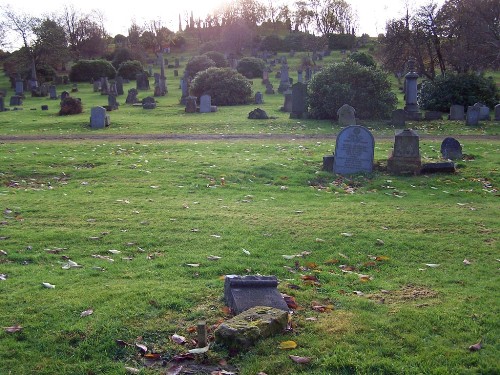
[172,334,187,345]
[425,263,440,268]
[4,325,23,333]
[463,259,472,265]
[376,256,390,261]
[301,275,319,282]
[324,259,339,265]
[376,239,385,246]
[287,284,301,290]
[125,367,141,374]
[186,263,200,267]
[359,274,372,282]
[188,344,210,354]
[0,250,7,255]
[278,340,297,349]
[80,309,93,317]
[108,249,121,254]
[62,260,83,269]
[42,282,55,289]
[289,355,312,364]
[144,353,162,360]
[283,294,298,309]
[305,317,317,321]
[340,232,353,237]
[315,238,325,242]
[135,343,148,355]
[282,255,296,260]
[306,262,318,269]
[468,341,482,351]
[0,274,7,281]
[172,353,195,362]
[242,249,251,255]
[207,255,221,261]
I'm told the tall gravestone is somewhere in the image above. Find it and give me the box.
[387,129,422,175]
[185,96,197,113]
[337,104,356,126]
[449,105,464,120]
[180,77,189,105]
[495,104,500,121]
[281,90,292,112]
[297,70,303,83]
[93,80,101,92]
[265,83,275,95]
[15,80,24,96]
[199,94,211,113]
[254,91,263,105]
[136,73,150,90]
[404,58,421,120]
[278,64,290,93]
[262,70,269,85]
[108,95,119,110]
[440,137,463,160]
[115,76,124,95]
[90,106,110,129]
[108,82,118,96]
[333,126,375,175]
[290,82,307,119]
[466,106,480,126]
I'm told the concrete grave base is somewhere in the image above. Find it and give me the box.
[387,156,422,175]
[214,306,288,350]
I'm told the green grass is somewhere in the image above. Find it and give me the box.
[0,138,499,374]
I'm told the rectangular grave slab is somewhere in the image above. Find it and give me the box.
[224,275,288,315]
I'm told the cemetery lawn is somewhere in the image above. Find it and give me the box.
[1,138,499,375]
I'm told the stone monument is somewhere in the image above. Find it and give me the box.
[333,126,375,175]
[387,129,422,175]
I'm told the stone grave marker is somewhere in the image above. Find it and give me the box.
[90,106,110,129]
[199,94,211,113]
[265,83,275,95]
[180,79,189,104]
[333,126,375,175]
[100,77,109,95]
[173,69,179,77]
[254,91,263,104]
[136,73,150,90]
[223,275,288,315]
[290,82,307,119]
[281,90,292,112]
[126,88,139,104]
[115,76,124,95]
[387,129,422,175]
[440,137,463,160]
[466,106,480,126]
[391,109,406,127]
[71,83,78,92]
[185,96,197,113]
[49,85,57,100]
[0,96,4,112]
[404,58,421,120]
[305,67,312,82]
[93,80,101,92]
[15,80,24,96]
[10,96,23,106]
[174,58,180,68]
[60,91,70,101]
[142,96,156,109]
[278,64,290,93]
[108,95,119,110]
[495,104,500,121]
[262,70,269,85]
[449,105,464,120]
[337,104,356,126]
[297,70,303,83]
[474,103,490,120]
[41,105,48,111]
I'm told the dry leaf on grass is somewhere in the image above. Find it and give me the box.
[278,340,297,349]
[188,344,210,354]
[468,341,482,351]
[171,334,187,345]
[42,282,55,289]
[4,324,23,333]
[135,343,148,355]
[80,309,93,317]
[289,355,312,364]
[124,366,141,374]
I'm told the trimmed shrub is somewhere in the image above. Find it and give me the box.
[327,33,356,50]
[59,97,82,116]
[190,67,252,106]
[308,60,397,120]
[203,51,228,68]
[117,60,144,80]
[348,52,376,68]
[69,60,116,82]
[419,73,499,112]
[236,57,265,79]
[260,35,285,52]
[283,32,322,51]
[185,55,216,79]
[112,48,134,69]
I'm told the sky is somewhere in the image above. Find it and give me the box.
[4,0,445,49]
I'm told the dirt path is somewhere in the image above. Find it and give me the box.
[1,133,498,143]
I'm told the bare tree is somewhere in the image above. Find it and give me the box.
[310,0,356,35]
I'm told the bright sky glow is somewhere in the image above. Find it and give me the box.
[5,0,445,49]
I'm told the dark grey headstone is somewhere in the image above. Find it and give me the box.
[337,104,356,126]
[333,125,374,175]
[224,275,288,314]
[100,77,109,95]
[466,106,480,126]
[199,94,211,113]
[49,85,57,100]
[248,108,269,119]
[391,109,406,127]
[90,106,110,128]
[290,82,307,118]
[142,96,156,109]
[115,76,124,95]
[41,105,48,111]
[136,73,150,90]
[281,90,292,112]
[254,91,263,104]
[474,103,490,120]
[449,105,464,120]
[440,137,462,160]
[185,96,197,113]
[9,96,22,106]
[322,155,334,172]
[495,104,500,121]
[108,95,119,110]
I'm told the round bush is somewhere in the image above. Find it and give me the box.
[190,67,252,106]
[185,55,216,79]
[308,60,397,120]
[236,57,265,79]
[419,73,499,112]
[348,52,376,68]
[260,35,284,52]
[117,60,144,80]
[112,48,134,69]
[59,97,82,116]
[69,60,116,82]
[202,51,228,68]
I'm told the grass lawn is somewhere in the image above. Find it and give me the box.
[0,63,499,374]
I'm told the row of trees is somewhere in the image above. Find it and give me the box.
[379,0,499,79]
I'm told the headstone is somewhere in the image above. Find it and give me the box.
[180,79,189,104]
[474,103,490,121]
[278,64,290,93]
[90,106,110,129]
[391,109,406,127]
[424,111,443,121]
[71,83,78,92]
[10,96,23,106]
[495,104,500,121]
[185,96,197,113]
[440,137,463,160]
[297,70,303,83]
[93,80,101,92]
[108,95,119,110]
[337,104,356,126]
[290,82,307,119]
[126,88,139,104]
[175,58,180,68]
[0,97,4,112]
[15,80,24,96]
[39,83,49,97]
[404,58,421,120]
[100,77,109,95]
[322,155,335,172]
[262,70,269,85]
[254,91,263,105]
[281,90,292,112]
[60,91,70,101]
[41,105,48,111]
[115,76,124,95]
[49,85,57,100]
[223,275,288,315]
[333,126,375,175]
[108,82,118,96]
[142,96,156,109]
[174,69,179,77]
[305,67,312,82]
[136,73,150,90]
[265,83,275,95]
[466,106,480,126]
[199,94,211,113]
[449,105,464,120]
[387,129,422,175]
